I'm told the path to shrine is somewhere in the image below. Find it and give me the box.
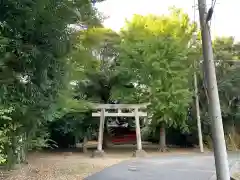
[85,153,240,180]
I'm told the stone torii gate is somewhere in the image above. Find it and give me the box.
[91,103,148,157]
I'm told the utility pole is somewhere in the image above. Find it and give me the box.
[197,0,230,180]
[193,69,204,153]
[192,0,204,153]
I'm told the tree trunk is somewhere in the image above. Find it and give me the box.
[6,134,17,169]
[103,131,113,149]
[19,134,26,163]
[229,124,238,151]
[82,136,88,153]
[159,123,167,152]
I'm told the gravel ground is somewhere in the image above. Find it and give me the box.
[1,153,128,180]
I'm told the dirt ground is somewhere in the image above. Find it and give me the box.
[0,146,198,180]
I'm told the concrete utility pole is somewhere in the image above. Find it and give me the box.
[193,70,204,153]
[197,0,230,179]
[192,0,204,153]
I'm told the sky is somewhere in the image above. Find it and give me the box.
[96,0,240,40]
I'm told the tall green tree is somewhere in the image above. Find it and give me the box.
[117,8,196,151]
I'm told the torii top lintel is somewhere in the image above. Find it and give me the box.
[91,103,149,109]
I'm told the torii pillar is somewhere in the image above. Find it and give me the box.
[133,108,147,157]
[92,108,105,157]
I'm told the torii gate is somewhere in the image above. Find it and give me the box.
[91,103,148,157]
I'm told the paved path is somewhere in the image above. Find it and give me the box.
[85,153,240,180]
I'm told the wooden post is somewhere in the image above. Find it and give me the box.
[97,108,105,151]
[134,108,142,150]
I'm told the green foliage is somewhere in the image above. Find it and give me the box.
[0,0,104,168]
[117,8,195,129]
[213,38,240,138]
[0,107,14,164]
[191,36,240,148]
[200,37,240,123]
[48,112,99,148]
[73,27,123,103]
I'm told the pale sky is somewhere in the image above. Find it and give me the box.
[96,0,240,40]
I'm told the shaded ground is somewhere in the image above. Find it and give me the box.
[0,146,197,180]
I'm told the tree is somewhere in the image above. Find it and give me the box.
[0,0,104,168]
[213,37,240,149]
[73,27,122,103]
[193,36,240,149]
[117,8,196,151]
[47,27,123,149]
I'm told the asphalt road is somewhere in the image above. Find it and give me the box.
[85,153,240,180]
